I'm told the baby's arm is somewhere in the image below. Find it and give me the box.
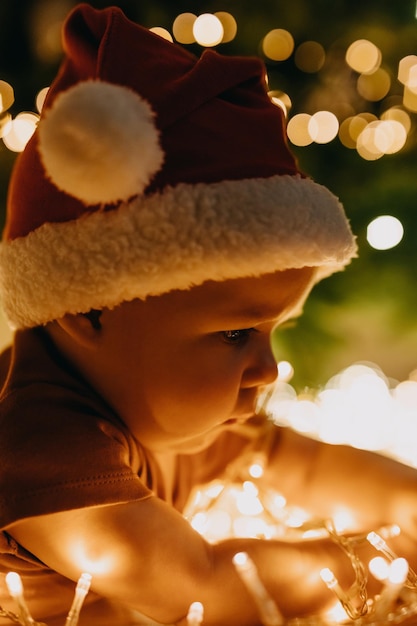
[265,427,417,560]
[7,494,353,625]
[7,428,417,625]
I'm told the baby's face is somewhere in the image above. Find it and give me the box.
[97,268,315,453]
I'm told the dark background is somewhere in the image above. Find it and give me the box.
[1,0,416,389]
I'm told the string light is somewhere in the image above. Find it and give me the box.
[5,572,35,626]
[232,552,284,626]
[64,573,92,626]
[261,362,417,467]
[1,572,92,626]
[186,460,417,624]
[373,558,409,619]
[320,567,358,620]
[186,601,204,626]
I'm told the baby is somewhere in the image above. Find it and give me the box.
[0,4,416,626]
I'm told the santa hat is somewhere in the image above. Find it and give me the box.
[0,3,357,329]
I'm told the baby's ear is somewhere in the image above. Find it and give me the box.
[55,311,101,349]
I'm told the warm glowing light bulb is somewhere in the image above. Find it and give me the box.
[187,601,204,626]
[248,462,264,479]
[277,360,294,382]
[233,551,247,567]
[389,557,409,584]
[5,572,23,597]
[320,567,337,587]
[236,488,263,515]
[331,508,355,533]
[5,571,34,626]
[369,556,390,581]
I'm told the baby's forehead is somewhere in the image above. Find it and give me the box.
[162,267,315,321]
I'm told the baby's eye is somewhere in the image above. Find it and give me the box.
[221,329,254,345]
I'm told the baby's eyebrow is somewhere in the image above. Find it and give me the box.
[216,304,298,326]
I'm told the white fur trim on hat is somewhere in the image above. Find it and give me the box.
[38,81,164,205]
[0,175,357,329]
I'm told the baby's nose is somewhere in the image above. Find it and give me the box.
[243,341,279,388]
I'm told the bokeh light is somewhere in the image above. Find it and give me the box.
[193,13,223,47]
[366,215,404,250]
[381,106,411,133]
[346,39,381,74]
[35,87,49,113]
[309,111,339,143]
[294,41,325,73]
[398,55,417,87]
[0,113,12,139]
[339,115,367,149]
[262,29,294,61]
[402,85,417,112]
[2,112,39,152]
[277,360,294,382]
[357,67,391,102]
[357,120,407,160]
[214,12,237,43]
[172,13,196,44]
[287,113,314,146]
[268,90,292,116]
[263,361,417,467]
[149,27,173,42]
[0,81,14,113]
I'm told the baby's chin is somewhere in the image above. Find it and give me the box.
[169,417,256,455]
[170,428,226,455]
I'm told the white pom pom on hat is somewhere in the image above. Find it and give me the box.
[38,80,164,205]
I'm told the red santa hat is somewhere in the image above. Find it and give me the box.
[0,3,357,329]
